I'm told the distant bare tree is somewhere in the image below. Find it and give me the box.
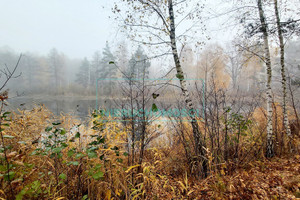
[48,48,66,94]
[225,45,244,89]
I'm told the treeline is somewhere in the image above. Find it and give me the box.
[75,44,150,96]
[0,47,74,96]
[1,39,300,98]
[0,43,151,96]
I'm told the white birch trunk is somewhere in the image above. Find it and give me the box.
[257,0,274,158]
[168,0,207,176]
[273,0,291,140]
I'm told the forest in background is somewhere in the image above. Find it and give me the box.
[1,39,300,98]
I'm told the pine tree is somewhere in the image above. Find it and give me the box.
[100,42,116,79]
[100,42,117,95]
[76,57,90,88]
[90,51,101,87]
[127,46,150,80]
[115,41,129,78]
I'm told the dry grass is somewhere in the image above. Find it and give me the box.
[0,105,299,199]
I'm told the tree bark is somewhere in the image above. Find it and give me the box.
[168,0,207,177]
[273,0,292,143]
[138,75,146,173]
[257,0,274,158]
[224,111,229,161]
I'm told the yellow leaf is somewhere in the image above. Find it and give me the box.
[55,197,65,200]
[132,193,142,200]
[177,181,186,191]
[106,189,111,200]
[220,169,225,176]
[125,165,140,173]
[187,189,194,196]
[115,189,121,196]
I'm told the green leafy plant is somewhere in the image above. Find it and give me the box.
[0,93,15,200]
[224,107,252,160]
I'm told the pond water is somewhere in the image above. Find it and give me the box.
[6,95,198,122]
[6,96,100,120]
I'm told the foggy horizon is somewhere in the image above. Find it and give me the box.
[0,0,235,59]
[0,0,116,58]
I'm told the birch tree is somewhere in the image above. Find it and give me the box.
[257,0,274,158]
[273,0,292,145]
[113,0,208,176]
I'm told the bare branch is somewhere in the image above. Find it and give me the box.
[0,54,22,92]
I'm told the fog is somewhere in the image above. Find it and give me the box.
[0,1,300,198]
[0,0,114,58]
[0,0,299,118]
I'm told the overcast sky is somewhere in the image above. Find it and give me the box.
[0,0,117,58]
[0,0,235,59]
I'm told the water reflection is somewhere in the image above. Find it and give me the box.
[7,96,98,120]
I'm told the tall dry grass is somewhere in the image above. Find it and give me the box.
[0,104,299,199]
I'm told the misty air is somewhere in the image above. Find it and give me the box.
[0,0,299,199]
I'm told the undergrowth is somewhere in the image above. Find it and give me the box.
[0,105,299,200]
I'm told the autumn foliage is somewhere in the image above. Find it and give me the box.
[0,104,298,200]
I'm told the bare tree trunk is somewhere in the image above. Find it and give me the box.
[288,77,300,129]
[129,80,135,166]
[168,0,207,177]
[138,75,146,173]
[224,111,229,161]
[257,0,274,158]
[273,0,292,146]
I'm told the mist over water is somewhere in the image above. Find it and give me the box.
[7,96,94,119]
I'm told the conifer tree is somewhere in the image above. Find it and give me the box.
[76,57,90,88]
